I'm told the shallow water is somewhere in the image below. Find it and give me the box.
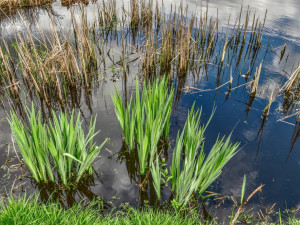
[0,0,300,221]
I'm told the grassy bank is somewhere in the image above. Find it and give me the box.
[0,195,299,225]
[0,195,206,225]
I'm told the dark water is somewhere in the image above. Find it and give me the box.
[0,0,300,220]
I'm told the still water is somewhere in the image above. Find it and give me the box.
[0,0,300,220]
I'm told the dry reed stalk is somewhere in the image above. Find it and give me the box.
[142,33,157,77]
[0,0,53,11]
[0,42,19,97]
[71,8,98,88]
[120,0,265,79]
[104,0,117,28]
[4,7,102,108]
[0,6,100,112]
[230,184,265,225]
[120,20,128,78]
[154,0,160,30]
[97,0,117,37]
[14,35,44,96]
[279,43,287,62]
[176,9,195,76]
[282,65,300,93]
[263,89,276,117]
[159,23,174,75]
[250,61,263,96]
[61,0,93,7]
[220,40,229,64]
[0,0,94,10]
[242,8,250,45]
[130,0,140,30]
[141,0,153,31]
[194,16,218,72]
[0,0,269,110]
[200,20,218,66]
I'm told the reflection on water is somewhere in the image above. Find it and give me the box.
[0,0,300,221]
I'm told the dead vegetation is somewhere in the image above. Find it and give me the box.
[0,0,268,116]
[0,0,53,11]
[0,0,94,11]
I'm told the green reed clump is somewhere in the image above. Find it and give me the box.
[113,78,239,205]
[151,158,162,200]
[8,104,109,186]
[112,77,174,175]
[169,104,239,206]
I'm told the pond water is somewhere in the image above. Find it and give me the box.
[0,0,300,221]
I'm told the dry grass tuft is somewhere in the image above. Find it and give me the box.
[282,65,300,93]
[0,0,95,11]
[0,0,53,10]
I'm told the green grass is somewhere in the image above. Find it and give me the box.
[0,195,207,225]
[275,209,300,225]
[8,105,109,186]
[112,77,174,175]
[1,195,298,225]
[1,194,300,225]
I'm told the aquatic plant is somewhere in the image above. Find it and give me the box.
[8,104,109,186]
[151,158,162,200]
[169,104,239,206]
[112,77,174,175]
[113,77,239,205]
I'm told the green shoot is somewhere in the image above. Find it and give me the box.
[8,104,109,186]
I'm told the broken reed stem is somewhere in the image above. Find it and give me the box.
[263,89,276,117]
[279,43,287,62]
[282,65,300,93]
[230,184,265,225]
[250,61,263,96]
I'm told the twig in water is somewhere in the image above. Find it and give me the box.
[230,184,265,225]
